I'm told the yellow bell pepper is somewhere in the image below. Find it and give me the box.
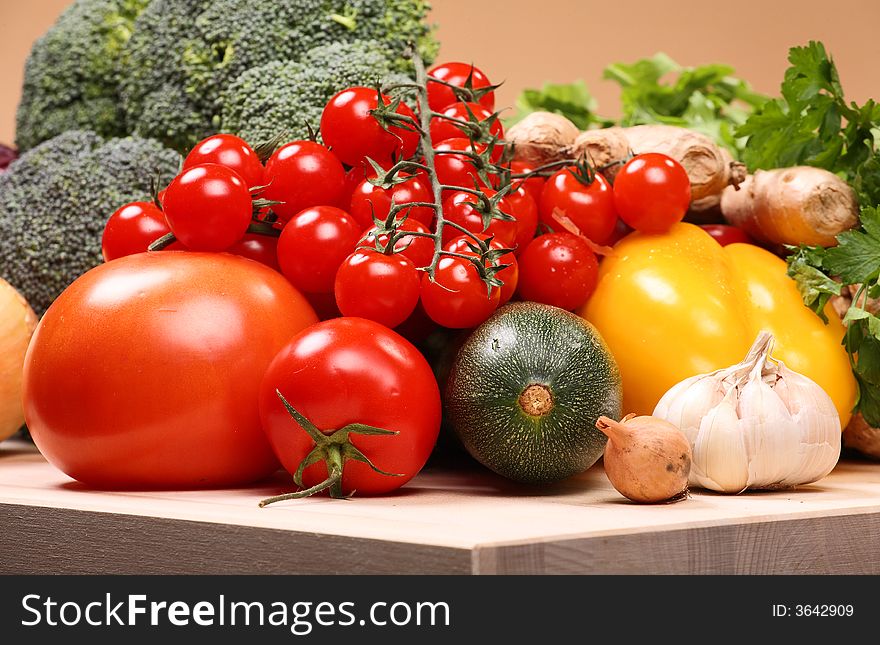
[580,223,856,427]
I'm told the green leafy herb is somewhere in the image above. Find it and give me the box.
[510,80,612,130]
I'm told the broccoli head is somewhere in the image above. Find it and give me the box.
[221,41,412,146]
[15,0,150,152]
[121,0,437,151]
[0,131,180,315]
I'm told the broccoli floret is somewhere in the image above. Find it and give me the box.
[0,131,180,315]
[221,41,412,146]
[121,0,436,151]
[15,0,150,152]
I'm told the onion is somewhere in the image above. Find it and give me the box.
[595,414,691,503]
[0,278,37,441]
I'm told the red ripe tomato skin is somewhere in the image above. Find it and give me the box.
[277,206,362,294]
[226,233,280,271]
[430,101,503,144]
[263,141,345,223]
[102,201,170,261]
[162,163,253,252]
[441,189,517,247]
[360,219,434,269]
[700,224,754,246]
[613,153,691,233]
[517,233,599,311]
[539,169,618,245]
[433,137,487,190]
[349,175,434,229]
[334,249,421,328]
[321,87,418,167]
[427,62,495,112]
[444,234,519,304]
[509,160,546,203]
[420,257,500,329]
[22,253,318,489]
[259,318,441,495]
[505,185,539,254]
[183,134,264,188]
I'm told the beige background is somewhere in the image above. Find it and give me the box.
[1,0,878,146]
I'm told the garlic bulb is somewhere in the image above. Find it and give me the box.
[653,331,840,493]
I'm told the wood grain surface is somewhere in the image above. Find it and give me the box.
[2,441,880,574]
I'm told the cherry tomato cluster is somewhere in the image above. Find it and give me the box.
[100,60,702,334]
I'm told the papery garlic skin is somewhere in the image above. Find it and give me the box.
[653,331,841,493]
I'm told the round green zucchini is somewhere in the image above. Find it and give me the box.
[445,301,622,484]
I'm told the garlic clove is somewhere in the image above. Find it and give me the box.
[692,390,749,492]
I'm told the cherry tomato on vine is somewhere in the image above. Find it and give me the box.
[101,201,171,261]
[430,101,503,144]
[700,224,754,246]
[504,185,539,254]
[444,234,518,304]
[359,218,434,269]
[334,249,421,328]
[259,317,441,497]
[427,62,495,112]
[277,206,361,294]
[433,137,489,190]
[349,174,434,229]
[442,189,517,246]
[227,233,280,271]
[613,153,691,233]
[539,168,617,245]
[162,163,253,252]
[508,160,546,203]
[183,134,264,188]
[420,256,500,328]
[262,141,345,223]
[517,233,599,311]
[320,87,419,167]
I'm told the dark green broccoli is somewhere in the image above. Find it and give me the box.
[0,131,180,315]
[15,0,150,152]
[221,41,412,145]
[120,0,437,151]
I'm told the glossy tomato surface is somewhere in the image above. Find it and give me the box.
[101,201,171,261]
[260,318,441,495]
[427,62,495,112]
[183,134,264,188]
[23,252,318,489]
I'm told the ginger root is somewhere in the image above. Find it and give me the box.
[505,111,579,165]
[720,166,859,247]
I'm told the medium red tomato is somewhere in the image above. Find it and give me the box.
[430,101,503,144]
[613,153,691,233]
[427,62,495,112]
[539,168,618,244]
[226,233,280,271]
[444,234,518,304]
[441,189,517,247]
[420,256,500,328]
[22,252,318,488]
[277,206,361,294]
[334,249,421,328]
[504,185,539,253]
[262,141,345,223]
[508,160,546,203]
[433,137,489,190]
[320,87,419,167]
[101,201,171,261]
[183,134,264,188]
[517,233,599,311]
[360,218,434,269]
[162,163,253,251]
[349,174,434,229]
[700,224,754,246]
[259,318,441,497]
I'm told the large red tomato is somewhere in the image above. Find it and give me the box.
[22,252,318,489]
[259,318,441,497]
